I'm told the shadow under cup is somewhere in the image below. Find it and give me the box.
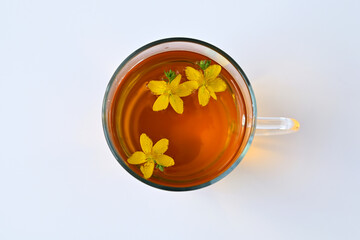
[102,38,257,191]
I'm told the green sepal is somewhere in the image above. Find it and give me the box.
[198,60,211,70]
[164,70,176,83]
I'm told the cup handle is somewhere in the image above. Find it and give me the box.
[255,117,300,136]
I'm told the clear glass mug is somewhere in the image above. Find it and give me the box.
[102,38,299,191]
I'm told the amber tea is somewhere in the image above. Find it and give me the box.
[106,49,249,189]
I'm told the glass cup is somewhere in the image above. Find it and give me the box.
[102,38,299,191]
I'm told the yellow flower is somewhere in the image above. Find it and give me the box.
[185,64,227,106]
[127,133,175,179]
[148,73,198,114]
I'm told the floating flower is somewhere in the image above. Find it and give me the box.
[127,133,175,179]
[185,60,227,106]
[147,70,198,114]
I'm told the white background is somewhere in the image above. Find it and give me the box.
[1,0,359,239]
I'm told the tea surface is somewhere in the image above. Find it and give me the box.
[109,51,246,187]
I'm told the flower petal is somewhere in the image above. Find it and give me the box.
[152,138,169,155]
[198,86,210,106]
[127,151,147,164]
[185,67,204,84]
[140,160,155,179]
[169,74,181,88]
[204,65,221,81]
[173,81,199,97]
[140,133,153,154]
[155,154,175,167]
[207,77,227,92]
[169,95,184,114]
[147,80,167,95]
[207,86,217,100]
[153,94,169,111]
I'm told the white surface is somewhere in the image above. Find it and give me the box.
[1,0,360,239]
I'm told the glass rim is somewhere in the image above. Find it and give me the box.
[102,37,257,191]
